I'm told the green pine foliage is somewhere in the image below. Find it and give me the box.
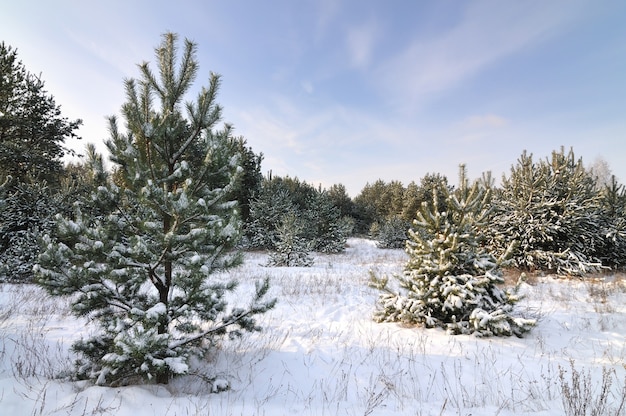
[245,175,351,253]
[597,175,626,269]
[0,42,82,185]
[326,183,355,220]
[245,183,297,249]
[306,191,351,253]
[35,33,275,386]
[0,181,61,281]
[401,181,421,223]
[370,166,535,337]
[0,144,109,282]
[0,42,82,281]
[491,147,605,275]
[353,179,405,234]
[370,215,411,249]
[266,212,313,267]
[231,138,263,223]
[371,175,450,249]
[354,176,450,237]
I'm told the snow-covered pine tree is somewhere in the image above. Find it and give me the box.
[245,184,296,250]
[267,212,313,267]
[372,215,411,249]
[305,191,350,253]
[246,177,351,252]
[35,33,275,386]
[0,175,7,207]
[491,147,604,275]
[0,42,82,282]
[370,165,535,337]
[0,178,5,260]
[0,181,58,281]
[0,144,111,283]
[598,175,626,269]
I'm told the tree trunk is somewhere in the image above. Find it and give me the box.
[156,213,173,385]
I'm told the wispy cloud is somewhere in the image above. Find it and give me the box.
[313,0,342,42]
[301,81,314,94]
[376,1,584,109]
[230,93,424,191]
[345,19,380,69]
[462,114,509,129]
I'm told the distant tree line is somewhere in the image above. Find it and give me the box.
[2,39,626,285]
[354,147,626,276]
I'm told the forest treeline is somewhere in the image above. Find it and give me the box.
[1,38,625,283]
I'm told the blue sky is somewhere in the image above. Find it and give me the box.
[3,0,625,195]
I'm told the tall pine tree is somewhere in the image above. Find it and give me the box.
[36,33,275,386]
[0,41,81,185]
[0,42,82,281]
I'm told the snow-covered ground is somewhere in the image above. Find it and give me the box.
[1,238,624,415]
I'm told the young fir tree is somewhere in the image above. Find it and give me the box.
[35,33,275,386]
[370,166,535,337]
[266,212,313,267]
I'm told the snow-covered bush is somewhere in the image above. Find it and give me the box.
[35,33,275,386]
[370,165,535,337]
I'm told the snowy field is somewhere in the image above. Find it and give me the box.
[0,238,625,415]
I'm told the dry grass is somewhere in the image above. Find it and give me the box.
[558,360,626,416]
[1,241,625,415]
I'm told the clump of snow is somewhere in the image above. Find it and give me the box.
[211,378,229,393]
[145,302,166,320]
[164,357,188,375]
[220,223,237,239]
